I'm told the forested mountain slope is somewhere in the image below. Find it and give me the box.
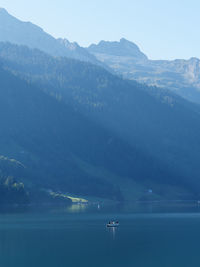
[0,64,175,202]
[1,43,200,201]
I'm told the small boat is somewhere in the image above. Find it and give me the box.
[106,221,119,227]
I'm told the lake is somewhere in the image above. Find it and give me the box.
[0,202,200,267]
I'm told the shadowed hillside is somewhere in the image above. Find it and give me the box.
[0,64,179,202]
[0,43,200,201]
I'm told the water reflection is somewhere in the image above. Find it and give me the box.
[108,226,117,240]
[1,200,200,215]
[66,204,88,213]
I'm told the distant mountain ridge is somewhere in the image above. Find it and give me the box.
[88,38,148,60]
[88,39,200,104]
[2,8,200,104]
[0,8,103,65]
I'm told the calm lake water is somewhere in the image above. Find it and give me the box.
[1,202,200,267]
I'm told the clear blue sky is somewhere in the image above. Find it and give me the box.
[0,0,199,60]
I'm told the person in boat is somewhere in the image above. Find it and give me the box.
[108,221,118,225]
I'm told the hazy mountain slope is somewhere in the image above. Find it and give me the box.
[1,43,200,200]
[0,8,103,66]
[0,66,121,200]
[1,63,179,202]
[88,39,200,104]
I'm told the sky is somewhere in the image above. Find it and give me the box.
[0,0,199,60]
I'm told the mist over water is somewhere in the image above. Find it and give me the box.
[0,203,200,267]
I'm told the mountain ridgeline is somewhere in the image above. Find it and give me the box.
[2,8,200,104]
[0,8,104,66]
[88,39,200,104]
[1,9,200,204]
[88,38,148,60]
[1,42,200,203]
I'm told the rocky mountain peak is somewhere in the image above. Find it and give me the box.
[88,38,148,60]
[0,8,9,14]
[57,38,80,51]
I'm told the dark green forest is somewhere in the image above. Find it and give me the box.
[1,42,200,204]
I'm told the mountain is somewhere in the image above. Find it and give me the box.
[2,7,200,104]
[57,38,103,64]
[88,39,200,104]
[0,8,103,65]
[1,42,200,201]
[88,38,148,60]
[1,63,141,202]
[0,55,174,203]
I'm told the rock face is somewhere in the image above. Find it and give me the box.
[88,38,148,60]
[0,8,101,64]
[57,38,102,64]
[88,39,200,104]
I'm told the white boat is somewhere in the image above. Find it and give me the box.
[106,221,119,227]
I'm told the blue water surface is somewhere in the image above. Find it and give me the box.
[0,202,200,267]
